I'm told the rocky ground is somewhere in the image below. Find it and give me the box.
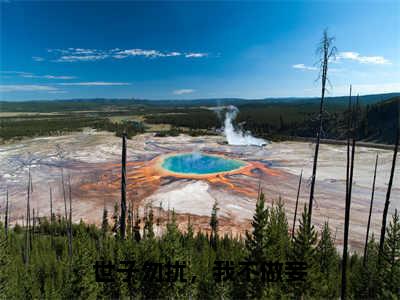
[0,129,398,252]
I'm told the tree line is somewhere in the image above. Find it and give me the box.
[0,117,144,141]
[0,192,399,299]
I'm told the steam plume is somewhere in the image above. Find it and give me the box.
[223,105,267,146]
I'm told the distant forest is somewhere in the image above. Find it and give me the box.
[0,94,399,144]
[144,96,400,144]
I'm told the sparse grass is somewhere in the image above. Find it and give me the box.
[0,112,62,117]
[108,115,145,123]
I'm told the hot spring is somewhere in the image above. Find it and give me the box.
[161,152,246,175]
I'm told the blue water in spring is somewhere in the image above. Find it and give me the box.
[161,153,245,175]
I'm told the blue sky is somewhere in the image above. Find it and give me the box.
[1,1,399,101]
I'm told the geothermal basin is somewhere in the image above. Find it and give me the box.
[0,130,399,252]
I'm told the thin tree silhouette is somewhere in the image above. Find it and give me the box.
[363,153,378,266]
[308,29,337,225]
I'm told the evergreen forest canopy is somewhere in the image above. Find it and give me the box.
[1,194,399,299]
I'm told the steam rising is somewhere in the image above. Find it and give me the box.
[223,105,267,146]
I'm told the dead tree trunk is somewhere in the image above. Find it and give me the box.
[257,177,262,200]
[127,201,132,239]
[49,186,53,223]
[363,153,378,266]
[342,89,352,298]
[61,168,68,223]
[68,175,73,258]
[32,208,35,239]
[346,86,352,201]
[341,94,359,300]
[29,175,33,250]
[134,208,141,242]
[291,169,303,240]
[5,188,9,238]
[49,186,54,247]
[131,201,135,238]
[25,168,31,265]
[378,129,399,263]
[308,29,336,224]
[120,133,127,239]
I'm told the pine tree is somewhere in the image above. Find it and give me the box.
[0,227,10,297]
[210,200,219,251]
[127,202,132,239]
[264,198,291,297]
[101,205,109,237]
[184,216,199,299]
[245,191,269,299]
[246,191,269,262]
[160,211,186,298]
[186,215,194,241]
[381,209,400,297]
[355,235,379,298]
[65,225,98,298]
[162,211,182,259]
[266,197,290,261]
[316,221,339,297]
[133,208,141,242]
[111,201,119,236]
[291,204,318,298]
[143,205,155,240]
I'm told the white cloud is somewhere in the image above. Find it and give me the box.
[22,74,76,80]
[69,48,96,54]
[44,75,75,80]
[166,52,181,57]
[173,89,195,95]
[46,48,210,62]
[337,51,390,65]
[48,48,110,62]
[59,82,131,86]
[32,56,44,62]
[113,49,167,59]
[56,55,108,62]
[292,64,317,71]
[185,52,208,58]
[1,71,75,80]
[0,85,59,92]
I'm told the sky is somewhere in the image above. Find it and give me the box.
[1,1,399,101]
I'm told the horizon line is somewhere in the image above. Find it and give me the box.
[1,91,399,103]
